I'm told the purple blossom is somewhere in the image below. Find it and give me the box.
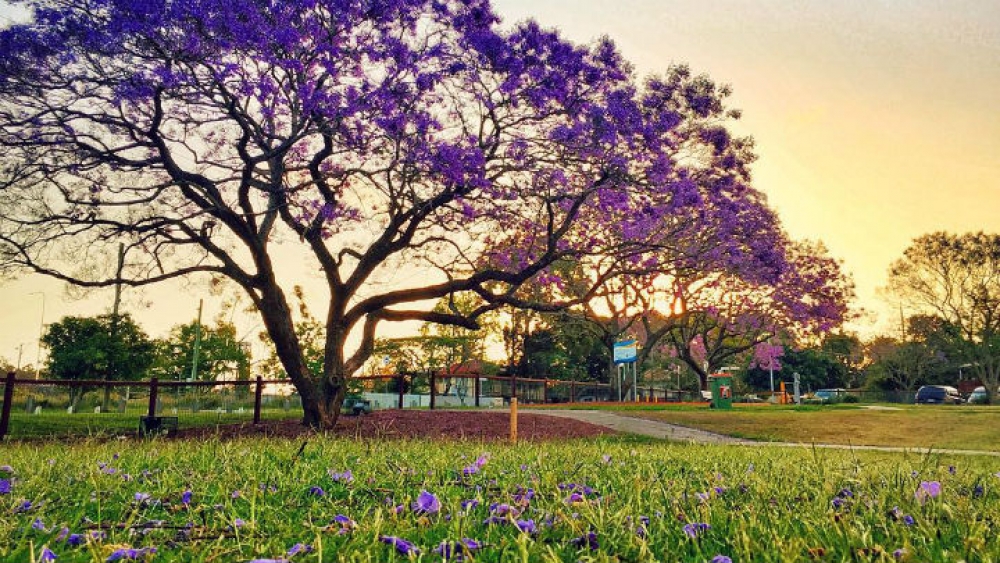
[308,486,325,497]
[512,487,535,505]
[66,534,85,547]
[0,465,12,472]
[328,514,356,534]
[434,538,483,561]
[134,492,151,503]
[39,546,57,562]
[460,499,479,511]
[711,556,733,563]
[903,515,915,526]
[462,454,490,476]
[106,546,157,561]
[328,470,353,484]
[0,478,10,494]
[683,522,711,539]
[915,481,941,503]
[379,535,419,556]
[287,543,312,557]
[181,489,192,505]
[515,519,537,534]
[16,500,33,512]
[412,490,441,514]
[32,518,47,531]
[570,531,599,551]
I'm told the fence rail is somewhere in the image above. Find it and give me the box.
[1,372,664,440]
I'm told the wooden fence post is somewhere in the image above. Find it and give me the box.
[542,379,548,404]
[147,378,159,418]
[0,372,14,440]
[474,376,481,407]
[429,372,436,410]
[253,376,264,425]
[570,380,576,403]
[511,375,518,402]
[397,374,405,409]
[509,397,518,443]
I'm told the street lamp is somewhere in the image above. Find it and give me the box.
[29,291,45,380]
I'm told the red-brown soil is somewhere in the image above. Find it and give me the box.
[172,410,615,441]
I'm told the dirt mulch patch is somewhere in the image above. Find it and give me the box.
[172,410,616,441]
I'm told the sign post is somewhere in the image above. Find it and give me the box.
[613,340,639,402]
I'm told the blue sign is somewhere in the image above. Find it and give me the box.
[613,339,638,364]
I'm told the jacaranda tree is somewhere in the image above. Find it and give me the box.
[0,0,839,427]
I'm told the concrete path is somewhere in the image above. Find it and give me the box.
[523,408,1000,457]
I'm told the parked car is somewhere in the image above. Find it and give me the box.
[914,385,963,405]
[967,386,996,404]
[813,388,848,403]
[342,396,373,416]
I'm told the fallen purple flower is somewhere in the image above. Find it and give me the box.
[915,481,941,503]
[380,535,420,555]
[413,489,441,514]
[515,519,537,534]
[328,469,353,484]
[683,522,711,539]
[106,546,157,561]
[570,531,599,551]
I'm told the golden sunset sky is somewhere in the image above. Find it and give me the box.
[1,0,998,367]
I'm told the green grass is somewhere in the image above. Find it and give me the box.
[2,436,1000,562]
[3,408,301,440]
[617,404,1000,451]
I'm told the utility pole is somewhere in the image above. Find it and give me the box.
[105,243,125,411]
[29,291,45,380]
[189,299,203,381]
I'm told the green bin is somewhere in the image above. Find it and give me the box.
[708,374,733,409]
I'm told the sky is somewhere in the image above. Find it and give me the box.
[1,0,999,369]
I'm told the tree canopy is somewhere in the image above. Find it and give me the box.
[887,232,1000,403]
[0,0,850,426]
[42,313,155,381]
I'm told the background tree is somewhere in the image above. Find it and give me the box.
[820,332,865,387]
[152,319,250,382]
[666,241,853,389]
[864,337,945,392]
[886,232,1000,403]
[42,313,155,409]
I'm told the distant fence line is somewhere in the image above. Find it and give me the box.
[1,372,658,440]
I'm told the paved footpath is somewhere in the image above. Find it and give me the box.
[522,408,1000,457]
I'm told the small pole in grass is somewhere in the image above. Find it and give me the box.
[253,376,263,425]
[147,378,159,418]
[510,397,518,443]
[0,372,15,440]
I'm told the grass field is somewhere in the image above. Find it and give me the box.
[2,408,302,440]
[617,404,1000,451]
[2,436,999,562]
